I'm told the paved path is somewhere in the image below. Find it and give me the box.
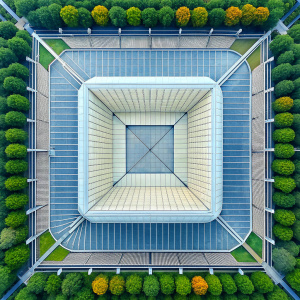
[0,13,6,21]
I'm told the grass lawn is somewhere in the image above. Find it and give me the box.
[230,39,261,71]
[39,231,69,261]
[231,246,256,263]
[39,39,70,70]
[246,232,263,257]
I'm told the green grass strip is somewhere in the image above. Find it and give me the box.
[39,231,69,261]
[230,39,261,71]
[39,39,70,70]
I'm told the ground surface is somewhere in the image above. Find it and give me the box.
[40,231,69,261]
[231,246,257,263]
[39,39,70,70]
[230,39,261,70]
[246,232,263,257]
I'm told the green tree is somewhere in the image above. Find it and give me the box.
[61,273,83,296]
[0,48,17,69]
[207,0,226,10]
[15,288,37,300]
[233,274,254,295]
[5,160,28,174]
[5,111,27,128]
[272,159,295,175]
[7,94,30,112]
[142,8,158,27]
[27,10,43,28]
[286,268,300,291]
[0,227,16,250]
[0,97,8,113]
[127,7,142,26]
[288,24,300,43]
[4,243,30,270]
[109,6,127,27]
[109,275,125,295]
[274,112,293,128]
[271,63,294,82]
[266,285,289,300]
[3,77,27,96]
[16,31,32,46]
[5,128,28,143]
[241,4,256,26]
[92,5,109,26]
[0,21,18,39]
[191,7,208,27]
[78,7,93,28]
[27,272,48,294]
[273,223,293,241]
[0,38,7,48]
[208,8,226,27]
[269,34,294,57]
[263,7,284,30]
[292,219,300,241]
[159,6,175,26]
[175,275,191,296]
[14,225,28,244]
[8,37,31,61]
[44,274,62,295]
[275,80,295,98]
[272,96,293,113]
[143,275,160,297]
[273,191,295,208]
[186,0,205,9]
[277,50,295,65]
[73,287,95,300]
[0,266,16,296]
[15,0,36,16]
[5,210,27,228]
[7,63,30,80]
[60,5,79,27]
[5,175,28,191]
[276,240,299,257]
[218,274,237,295]
[126,274,143,295]
[273,128,295,143]
[48,4,64,29]
[205,274,222,296]
[159,274,175,295]
[274,209,296,226]
[5,143,27,159]
[250,272,273,294]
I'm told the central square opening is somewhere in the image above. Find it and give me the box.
[126,125,174,174]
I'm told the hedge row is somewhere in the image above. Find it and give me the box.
[270,24,300,293]
[8,0,293,30]
[14,271,289,300]
[0,21,32,298]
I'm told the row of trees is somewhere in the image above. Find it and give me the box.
[11,0,290,30]
[270,24,300,293]
[0,21,32,298]
[14,271,288,299]
[57,4,270,28]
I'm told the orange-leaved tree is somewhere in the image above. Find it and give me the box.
[176,6,191,27]
[241,4,256,26]
[91,5,109,26]
[253,7,270,26]
[92,274,109,295]
[191,276,208,295]
[191,7,208,27]
[225,6,242,26]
